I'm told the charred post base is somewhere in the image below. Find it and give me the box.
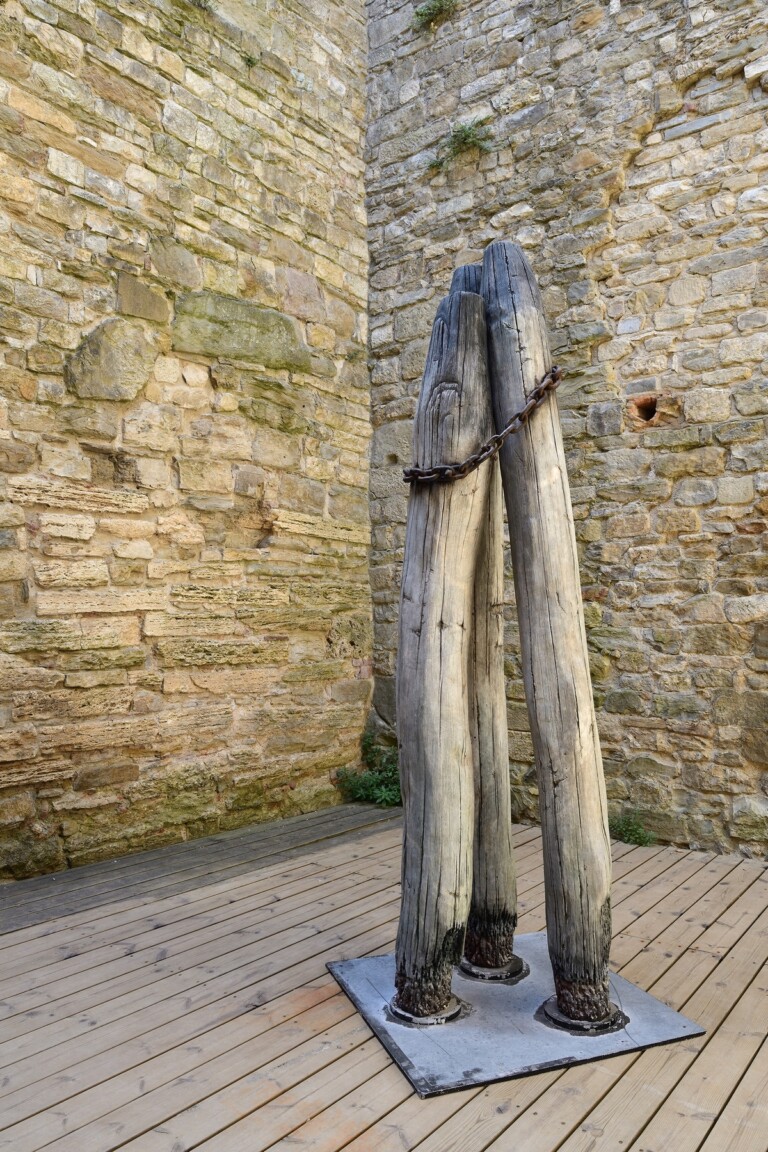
[463,909,518,969]
[554,976,613,1023]
[394,925,465,1019]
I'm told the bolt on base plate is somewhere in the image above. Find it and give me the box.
[388,995,462,1025]
[459,954,530,984]
[540,994,626,1034]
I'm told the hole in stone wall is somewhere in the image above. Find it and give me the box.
[634,396,657,422]
[387,453,399,464]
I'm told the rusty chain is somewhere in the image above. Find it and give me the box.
[403,365,563,485]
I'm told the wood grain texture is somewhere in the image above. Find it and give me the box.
[465,457,519,969]
[394,290,494,1016]
[482,241,613,1022]
[449,262,519,970]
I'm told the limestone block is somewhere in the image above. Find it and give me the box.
[724,594,768,623]
[12,687,129,723]
[63,406,120,442]
[0,654,64,691]
[177,459,234,494]
[730,794,768,840]
[117,274,170,324]
[181,415,252,460]
[38,703,231,756]
[682,624,752,656]
[719,333,768,364]
[251,426,301,469]
[586,401,623,437]
[40,442,91,482]
[0,548,27,581]
[123,403,180,453]
[65,671,126,687]
[134,457,171,490]
[173,293,311,370]
[0,792,35,826]
[73,762,140,790]
[712,263,758,296]
[278,268,326,323]
[181,363,210,388]
[0,438,37,474]
[683,389,731,423]
[718,476,755,505]
[33,560,110,588]
[0,724,38,763]
[161,99,198,145]
[737,186,768,210]
[36,588,169,616]
[160,384,210,410]
[0,505,25,529]
[155,639,290,667]
[65,318,161,402]
[156,510,206,546]
[655,447,726,479]
[0,618,138,654]
[99,518,157,539]
[8,477,149,514]
[113,539,154,559]
[47,148,85,187]
[713,691,768,728]
[667,276,708,306]
[188,668,278,694]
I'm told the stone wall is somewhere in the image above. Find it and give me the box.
[367,0,768,852]
[0,0,371,877]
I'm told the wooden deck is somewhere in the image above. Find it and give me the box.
[0,804,766,1152]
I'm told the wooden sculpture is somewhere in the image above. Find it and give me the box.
[394,240,614,1027]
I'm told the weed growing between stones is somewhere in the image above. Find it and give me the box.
[608,812,655,846]
[187,0,214,12]
[243,53,258,69]
[335,733,401,807]
[413,0,459,32]
[429,119,493,172]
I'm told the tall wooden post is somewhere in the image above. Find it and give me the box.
[394,289,493,1019]
[463,457,522,976]
[449,264,521,979]
[482,241,614,1023]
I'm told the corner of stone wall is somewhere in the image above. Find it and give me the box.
[0,0,372,878]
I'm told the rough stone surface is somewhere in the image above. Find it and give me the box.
[2,0,766,875]
[367,0,768,855]
[0,0,370,878]
[65,319,160,402]
[173,294,312,371]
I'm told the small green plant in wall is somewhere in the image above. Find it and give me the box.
[608,811,655,847]
[187,0,214,12]
[335,733,402,808]
[429,118,493,172]
[242,53,258,69]
[413,0,459,32]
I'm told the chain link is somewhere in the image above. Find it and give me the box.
[403,365,563,485]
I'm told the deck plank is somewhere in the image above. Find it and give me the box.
[0,843,546,1107]
[697,1037,768,1152]
[0,808,764,1152]
[0,808,402,932]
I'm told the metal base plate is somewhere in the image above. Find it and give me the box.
[327,931,705,1097]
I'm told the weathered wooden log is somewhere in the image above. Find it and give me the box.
[482,241,614,1023]
[394,289,494,1019]
[450,263,482,294]
[463,454,522,976]
[449,262,521,977]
